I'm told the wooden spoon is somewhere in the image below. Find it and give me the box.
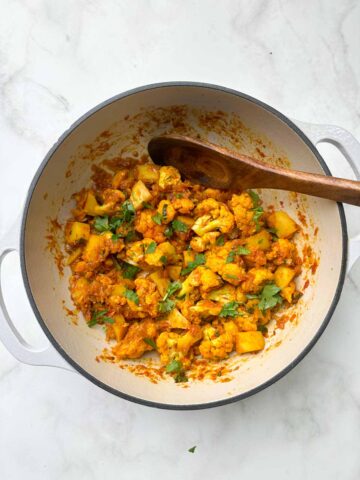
[148,135,360,206]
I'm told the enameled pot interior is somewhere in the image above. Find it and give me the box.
[22,85,345,408]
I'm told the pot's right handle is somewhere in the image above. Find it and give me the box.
[294,121,360,273]
[0,217,73,370]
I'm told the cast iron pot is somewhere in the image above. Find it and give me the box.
[1,82,360,410]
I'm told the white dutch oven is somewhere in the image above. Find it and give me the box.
[1,83,360,410]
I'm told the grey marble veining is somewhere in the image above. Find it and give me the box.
[0,1,359,479]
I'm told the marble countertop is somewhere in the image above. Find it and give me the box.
[1,1,359,479]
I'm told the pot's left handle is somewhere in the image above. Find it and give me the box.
[0,217,74,370]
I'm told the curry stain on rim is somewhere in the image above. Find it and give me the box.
[19,81,348,410]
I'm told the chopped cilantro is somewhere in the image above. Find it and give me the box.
[188,446,196,453]
[142,201,153,209]
[145,241,157,254]
[111,233,123,241]
[158,298,175,313]
[172,219,188,233]
[162,204,168,222]
[226,246,250,263]
[121,262,140,280]
[94,216,110,232]
[111,255,122,271]
[175,371,188,383]
[226,250,236,264]
[124,288,140,305]
[225,274,238,280]
[124,230,138,243]
[121,200,135,223]
[248,189,260,207]
[160,255,168,264]
[252,206,264,232]
[219,301,240,318]
[163,281,182,301]
[257,324,268,334]
[216,234,225,246]
[164,225,174,238]
[88,309,114,327]
[152,212,163,225]
[166,359,183,373]
[181,253,206,276]
[258,283,283,311]
[143,337,157,349]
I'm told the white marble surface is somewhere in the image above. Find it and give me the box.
[1,1,360,478]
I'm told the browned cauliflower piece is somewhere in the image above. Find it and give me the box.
[199,325,234,360]
[134,210,166,243]
[192,199,234,236]
[229,192,261,236]
[158,166,182,190]
[112,320,157,359]
[190,232,220,252]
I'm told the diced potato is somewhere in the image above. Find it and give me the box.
[112,170,128,189]
[167,308,190,329]
[183,250,195,266]
[177,215,195,228]
[246,230,272,251]
[112,284,126,296]
[65,222,90,245]
[82,234,108,263]
[267,211,298,238]
[282,281,296,303]
[235,331,265,354]
[84,191,107,216]
[112,314,128,342]
[66,247,83,265]
[130,180,152,210]
[167,265,182,281]
[149,270,170,296]
[249,267,274,286]
[71,277,89,305]
[274,266,296,289]
[136,163,159,184]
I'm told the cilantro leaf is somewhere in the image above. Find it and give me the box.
[172,219,188,233]
[252,206,264,232]
[188,446,196,453]
[219,301,241,317]
[166,359,183,373]
[158,298,175,313]
[258,283,282,311]
[124,288,140,305]
[145,241,157,254]
[257,324,268,334]
[175,371,188,383]
[163,281,182,301]
[94,216,110,232]
[237,246,250,255]
[248,189,260,207]
[152,212,163,225]
[181,253,206,276]
[226,250,236,264]
[164,225,174,238]
[111,255,122,271]
[162,204,168,222]
[226,246,250,263]
[121,262,140,280]
[88,309,115,327]
[143,337,157,349]
[121,200,135,223]
[216,234,225,246]
[160,255,167,264]
[142,201,153,209]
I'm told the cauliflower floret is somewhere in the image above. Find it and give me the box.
[192,199,234,236]
[112,320,157,359]
[156,326,202,366]
[266,239,297,266]
[135,210,166,243]
[205,246,230,274]
[134,278,161,317]
[189,300,222,317]
[178,266,221,297]
[125,238,154,264]
[157,200,176,224]
[199,326,234,360]
[173,198,195,214]
[190,232,220,252]
[229,192,260,236]
[83,233,122,265]
[248,267,274,286]
[158,166,182,190]
[206,285,236,304]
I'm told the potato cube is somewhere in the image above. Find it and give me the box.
[150,270,170,296]
[246,230,271,251]
[167,265,182,281]
[82,234,108,263]
[136,163,159,183]
[274,266,296,289]
[130,180,152,210]
[65,222,90,245]
[167,308,190,329]
[267,211,298,238]
[236,331,265,354]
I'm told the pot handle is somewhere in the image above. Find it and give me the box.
[294,120,360,274]
[0,218,73,370]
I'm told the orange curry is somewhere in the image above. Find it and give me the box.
[65,159,302,383]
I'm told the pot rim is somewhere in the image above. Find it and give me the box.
[20,81,348,410]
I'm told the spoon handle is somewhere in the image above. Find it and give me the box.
[256,167,360,206]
